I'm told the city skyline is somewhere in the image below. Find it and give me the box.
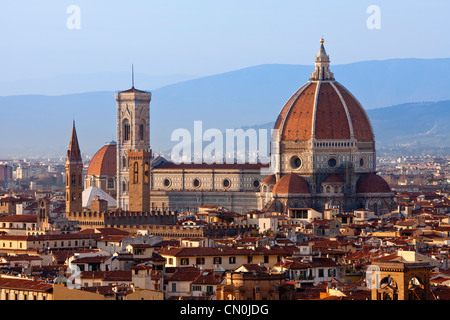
[0,2,450,305]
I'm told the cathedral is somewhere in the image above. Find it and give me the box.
[77,38,395,217]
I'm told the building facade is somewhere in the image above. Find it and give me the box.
[82,38,395,216]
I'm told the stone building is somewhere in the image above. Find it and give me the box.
[216,270,294,300]
[258,38,396,215]
[368,260,434,300]
[79,38,395,217]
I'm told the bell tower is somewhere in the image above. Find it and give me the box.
[65,121,83,215]
[116,73,152,211]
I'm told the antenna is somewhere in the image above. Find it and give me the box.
[131,64,135,89]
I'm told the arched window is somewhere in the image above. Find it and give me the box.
[107,178,114,189]
[122,156,127,169]
[123,119,131,142]
[144,162,149,184]
[133,162,139,184]
[71,174,76,186]
[122,181,127,193]
[139,124,144,141]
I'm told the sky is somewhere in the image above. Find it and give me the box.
[0,0,449,83]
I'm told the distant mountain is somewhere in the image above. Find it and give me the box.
[368,100,450,148]
[243,99,450,150]
[1,58,450,158]
[0,72,198,96]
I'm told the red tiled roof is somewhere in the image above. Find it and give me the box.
[0,214,37,223]
[72,255,110,264]
[334,82,374,141]
[0,277,53,292]
[274,80,374,143]
[80,270,132,282]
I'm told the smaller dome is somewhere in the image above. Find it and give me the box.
[357,173,391,194]
[272,173,310,194]
[87,142,117,176]
[261,174,276,185]
[323,174,344,184]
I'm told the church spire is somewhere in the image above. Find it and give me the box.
[310,37,334,81]
[66,120,82,163]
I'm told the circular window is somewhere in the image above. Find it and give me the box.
[223,179,231,189]
[327,157,338,168]
[163,178,172,188]
[193,178,201,188]
[290,156,302,169]
[252,179,260,189]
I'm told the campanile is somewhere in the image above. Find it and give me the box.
[115,83,152,210]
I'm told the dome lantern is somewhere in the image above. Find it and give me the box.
[310,37,334,81]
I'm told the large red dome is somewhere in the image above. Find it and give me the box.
[274,38,373,143]
[274,81,373,142]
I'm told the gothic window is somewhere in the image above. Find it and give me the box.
[71,174,76,186]
[122,156,127,169]
[123,119,131,142]
[133,162,139,184]
[122,181,127,193]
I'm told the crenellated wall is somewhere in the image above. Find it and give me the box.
[66,210,177,229]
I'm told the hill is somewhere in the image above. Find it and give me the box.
[1,58,450,157]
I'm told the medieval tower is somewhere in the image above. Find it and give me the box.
[115,81,152,211]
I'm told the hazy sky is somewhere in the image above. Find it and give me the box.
[0,0,449,82]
